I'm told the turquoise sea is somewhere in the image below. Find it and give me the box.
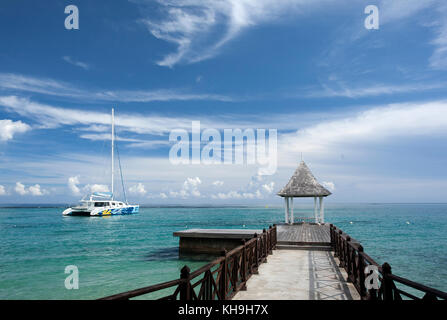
[0,204,446,299]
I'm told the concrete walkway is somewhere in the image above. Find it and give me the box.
[233,249,360,300]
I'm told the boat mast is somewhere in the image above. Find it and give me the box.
[111,108,114,200]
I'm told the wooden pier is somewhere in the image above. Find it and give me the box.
[276,223,331,249]
[100,223,447,301]
[233,223,358,300]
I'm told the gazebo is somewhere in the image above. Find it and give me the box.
[277,161,331,224]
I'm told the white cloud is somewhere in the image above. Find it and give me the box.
[262,182,275,194]
[322,181,335,191]
[159,192,168,199]
[212,180,224,186]
[0,119,30,141]
[14,182,47,196]
[0,185,6,196]
[428,4,447,69]
[183,177,202,197]
[170,177,202,198]
[68,176,81,195]
[212,189,263,200]
[278,100,447,159]
[62,56,90,70]
[378,0,436,23]
[306,82,447,99]
[84,184,110,194]
[211,173,274,200]
[375,1,447,70]
[212,190,242,200]
[129,182,147,195]
[141,0,335,67]
[78,133,143,143]
[0,73,232,102]
[0,95,271,137]
[15,182,27,195]
[28,184,45,196]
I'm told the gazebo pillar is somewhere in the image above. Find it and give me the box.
[290,197,294,225]
[284,197,289,224]
[314,197,318,223]
[319,197,324,223]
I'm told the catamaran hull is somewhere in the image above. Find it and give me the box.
[63,206,139,216]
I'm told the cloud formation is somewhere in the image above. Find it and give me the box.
[279,100,447,159]
[68,176,81,195]
[62,56,90,70]
[212,180,224,186]
[140,0,329,67]
[0,119,30,141]
[169,177,202,198]
[28,184,45,196]
[0,73,232,102]
[15,182,46,196]
[322,181,335,191]
[128,182,147,195]
[15,182,27,195]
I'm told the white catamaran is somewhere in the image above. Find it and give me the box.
[63,108,139,216]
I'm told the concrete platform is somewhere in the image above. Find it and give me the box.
[233,249,360,300]
[173,228,262,254]
[173,229,262,239]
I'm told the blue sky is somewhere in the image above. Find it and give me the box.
[1,0,447,204]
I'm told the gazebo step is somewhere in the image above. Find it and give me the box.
[277,240,331,246]
[276,244,331,251]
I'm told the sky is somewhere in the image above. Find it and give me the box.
[1,0,447,205]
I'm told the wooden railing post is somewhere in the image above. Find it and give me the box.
[338,230,344,266]
[253,233,259,268]
[273,224,277,248]
[268,226,273,254]
[180,266,191,301]
[345,236,352,279]
[263,228,267,261]
[334,229,340,257]
[219,250,227,300]
[357,245,366,298]
[232,254,238,292]
[241,240,247,290]
[381,262,394,301]
[330,224,335,249]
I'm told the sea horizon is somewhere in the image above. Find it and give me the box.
[2,202,447,208]
[1,203,446,299]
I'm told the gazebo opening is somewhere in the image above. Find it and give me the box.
[277,161,331,224]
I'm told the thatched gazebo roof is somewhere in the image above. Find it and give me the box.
[277,161,331,198]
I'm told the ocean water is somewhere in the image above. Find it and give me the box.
[0,204,446,299]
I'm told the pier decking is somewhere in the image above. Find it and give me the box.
[233,250,359,300]
[234,223,359,300]
[276,223,330,245]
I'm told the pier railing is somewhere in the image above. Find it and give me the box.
[330,224,447,301]
[100,225,277,300]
